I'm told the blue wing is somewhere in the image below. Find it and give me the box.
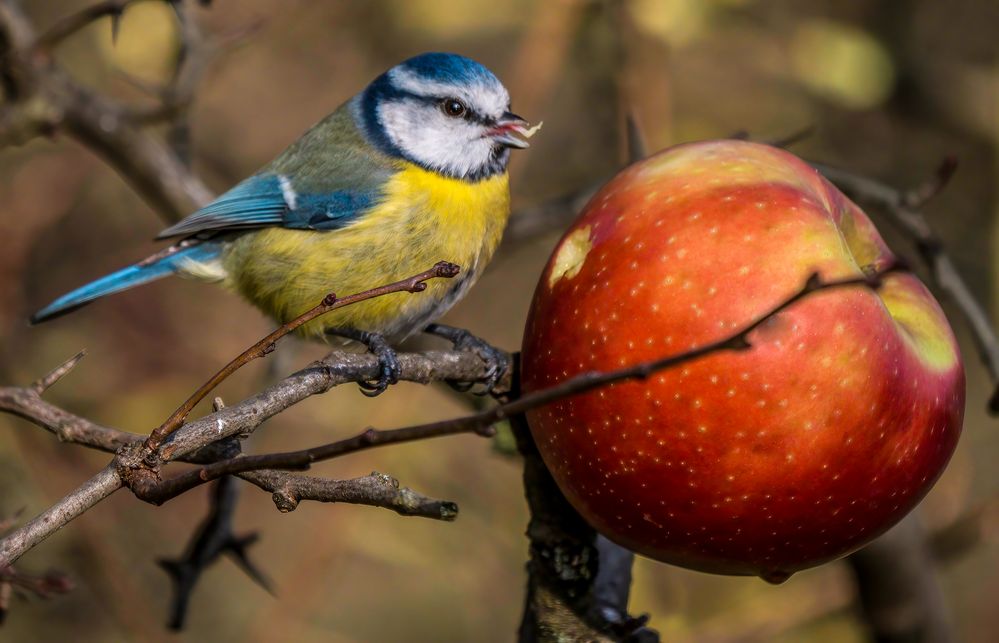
[156,173,379,239]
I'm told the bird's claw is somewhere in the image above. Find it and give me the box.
[425,324,510,395]
[357,334,400,397]
[328,328,400,397]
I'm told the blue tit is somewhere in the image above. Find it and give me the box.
[31,52,537,394]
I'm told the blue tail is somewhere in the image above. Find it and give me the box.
[31,242,222,324]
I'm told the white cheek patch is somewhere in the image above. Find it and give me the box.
[379,100,496,178]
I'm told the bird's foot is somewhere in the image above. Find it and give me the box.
[425,323,510,395]
[328,328,400,397]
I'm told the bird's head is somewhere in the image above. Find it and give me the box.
[355,52,536,181]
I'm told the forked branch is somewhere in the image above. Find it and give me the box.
[145,260,461,451]
[126,266,900,505]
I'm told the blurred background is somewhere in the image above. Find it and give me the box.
[1,0,997,641]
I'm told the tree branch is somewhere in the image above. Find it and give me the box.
[0,0,214,220]
[238,470,459,520]
[847,514,955,643]
[0,464,122,567]
[145,260,461,451]
[514,414,658,643]
[126,267,898,505]
[0,346,502,566]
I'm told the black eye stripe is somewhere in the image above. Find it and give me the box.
[406,94,491,124]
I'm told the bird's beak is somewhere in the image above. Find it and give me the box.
[488,111,542,149]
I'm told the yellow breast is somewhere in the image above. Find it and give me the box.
[221,162,510,339]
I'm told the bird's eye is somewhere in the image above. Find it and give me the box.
[441,98,467,118]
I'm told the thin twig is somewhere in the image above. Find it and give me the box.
[239,470,459,520]
[129,267,898,504]
[144,261,461,451]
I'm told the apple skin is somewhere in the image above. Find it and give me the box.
[521,140,964,581]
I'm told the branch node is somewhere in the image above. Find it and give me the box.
[371,471,400,488]
[271,488,299,513]
[361,428,379,445]
[475,423,498,438]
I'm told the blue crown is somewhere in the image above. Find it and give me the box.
[396,52,499,87]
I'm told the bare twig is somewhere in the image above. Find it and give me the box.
[505,181,604,246]
[157,397,270,630]
[624,112,646,163]
[514,414,657,643]
[0,0,214,220]
[0,346,498,565]
[128,267,898,505]
[3,373,462,524]
[239,470,459,520]
[145,261,461,451]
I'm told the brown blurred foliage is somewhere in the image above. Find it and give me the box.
[0,0,997,641]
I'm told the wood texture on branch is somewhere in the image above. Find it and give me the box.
[146,261,461,451]
[125,268,898,504]
[2,267,895,566]
[0,0,214,220]
[239,470,459,520]
[0,464,122,566]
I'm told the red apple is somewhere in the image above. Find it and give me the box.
[521,140,964,581]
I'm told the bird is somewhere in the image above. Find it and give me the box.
[31,52,537,395]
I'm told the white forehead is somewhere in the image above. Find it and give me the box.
[388,67,510,119]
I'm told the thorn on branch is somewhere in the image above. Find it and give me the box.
[32,0,139,53]
[109,8,123,44]
[158,475,271,631]
[30,350,87,395]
